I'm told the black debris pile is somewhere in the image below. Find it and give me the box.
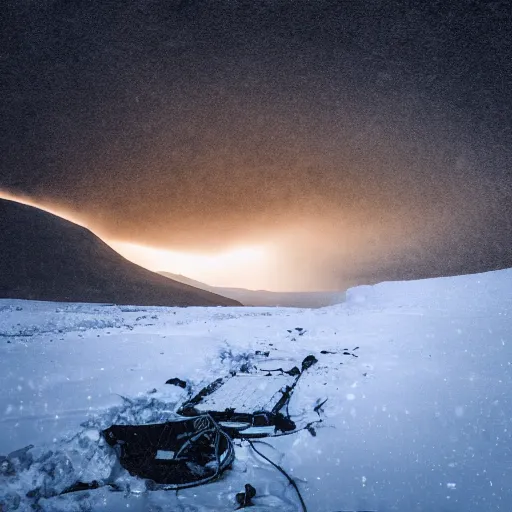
[319,346,360,357]
[165,377,187,388]
[235,483,257,509]
[102,414,234,488]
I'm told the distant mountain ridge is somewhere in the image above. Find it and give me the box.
[0,199,240,307]
[158,272,344,308]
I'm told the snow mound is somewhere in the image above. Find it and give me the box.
[345,268,512,310]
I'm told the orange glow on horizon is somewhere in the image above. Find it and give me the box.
[109,241,273,290]
[0,190,277,290]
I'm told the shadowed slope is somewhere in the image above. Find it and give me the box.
[0,199,240,307]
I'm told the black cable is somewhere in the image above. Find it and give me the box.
[247,439,307,512]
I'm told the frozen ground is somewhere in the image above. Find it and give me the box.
[1,269,511,511]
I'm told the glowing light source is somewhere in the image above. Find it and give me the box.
[0,190,275,290]
[109,241,271,289]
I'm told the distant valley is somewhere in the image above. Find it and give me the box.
[158,272,345,308]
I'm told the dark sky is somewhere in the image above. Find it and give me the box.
[1,0,511,289]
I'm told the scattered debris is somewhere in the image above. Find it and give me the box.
[306,425,317,437]
[239,362,252,373]
[301,355,318,371]
[235,483,257,509]
[314,398,328,416]
[285,366,301,376]
[164,377,187,388]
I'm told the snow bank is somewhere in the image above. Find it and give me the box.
[345,268,512,311]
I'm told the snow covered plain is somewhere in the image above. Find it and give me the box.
[1,269,511,511]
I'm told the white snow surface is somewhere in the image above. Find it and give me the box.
[1,269,511,511]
